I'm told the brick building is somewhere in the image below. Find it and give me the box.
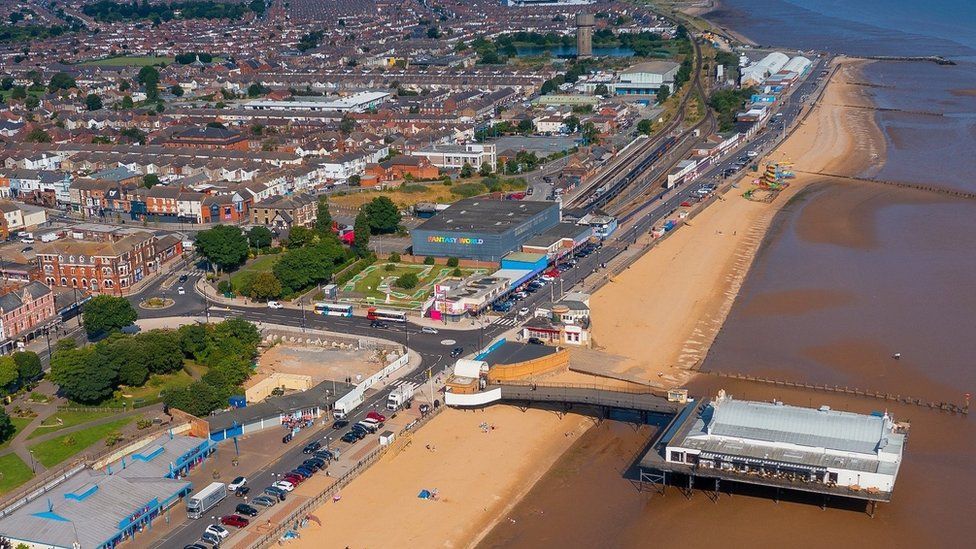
[364,155,440,182]
[36,227,159,295]
[0,280,57,347]
[250,193,317,230]
[163,127,249,151]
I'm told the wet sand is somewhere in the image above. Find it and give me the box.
[478,378,976,549]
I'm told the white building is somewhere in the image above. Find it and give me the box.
[664,392,907,493]
[410,143,497,172]
[740,52,791,86]
[243,91,392,113]
[615,61,681,95]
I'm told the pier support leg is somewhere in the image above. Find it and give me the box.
[868,501,877,518]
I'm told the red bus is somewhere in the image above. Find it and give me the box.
[366,307,407,322]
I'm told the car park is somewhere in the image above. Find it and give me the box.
[236,503,259,517]
[228,476,247,492]
[205,524,229,539]
[302,441,322,454]
[220,515,250,528]
[271,480,295,492]
[421,326,439,334]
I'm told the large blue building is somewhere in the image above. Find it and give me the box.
[411,198,560,261]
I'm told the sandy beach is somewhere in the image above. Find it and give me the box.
[290,58,890,548]
[588,56,884,388]
[293,406,590,549]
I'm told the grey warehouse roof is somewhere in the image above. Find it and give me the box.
[414,197,557,234]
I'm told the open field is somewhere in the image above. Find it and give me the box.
[29,417,135,468]
[0,417,33,449]
[230,254,279,293]
[0,454,34,494]
[27,410,114,440]
[343,261,487,304]
[329,178,526,211]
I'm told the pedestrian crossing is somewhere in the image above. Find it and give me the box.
[493,317,521,327]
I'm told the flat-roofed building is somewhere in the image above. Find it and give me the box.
[616,61,681,95]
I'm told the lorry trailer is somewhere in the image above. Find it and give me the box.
[187,482,227,519]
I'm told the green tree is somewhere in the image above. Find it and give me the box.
[594,83,609,96]
[120,94,134,109]
[170,84,184,97]
[85,93,103,111]
[142,173,160,188]
[285,225,314,248]
[163,381,223,417]
[349,175,361,186]
[637,119,654,135]
[138,65,160,101]
[248,271,282,300]
[24,96,39,111]
[339,115,355,135]
[395,272,419,289]
[83,295,137,336]
[136,330,184,374]
[0,407,14,443]
[479,162,492,177]
[517,119,534,135]
[247,226,273,249]
[178,323,208,358]
[195,225,249,272]
[452,267,462,277]
[247,83,266,97]
[656,85,670,103]
[427,26,440,39]
[272,240,345,294]
[0,76,13,90]
[424,256,435,265]
[49,346,118,404]
[13,351,42,385]
[564,114,581,133]
[0,356,18,393]
[352,209,371,257]
[10,85,27,100]
[581,121,600,144]
[459,162,473,178]
[389,252,401,262]
[314,196,333,236]
[48,71,76,92]
[363,196,401,234]
[446,257,459,268]
[249,0,267,15]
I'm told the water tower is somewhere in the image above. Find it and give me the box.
[576,13,595,58]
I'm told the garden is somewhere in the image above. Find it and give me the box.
[342,258,487,307]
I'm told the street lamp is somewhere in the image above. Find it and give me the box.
[29,449,36,473]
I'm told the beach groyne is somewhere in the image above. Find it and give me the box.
[701,370,970,415]
[793,170,976,200]
[863,55,956,65]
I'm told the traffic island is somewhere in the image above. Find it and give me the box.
[139,297,175,310]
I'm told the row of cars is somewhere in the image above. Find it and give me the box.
[339,411,386,444]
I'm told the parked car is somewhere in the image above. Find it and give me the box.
[184,544,208,549]
[355,421,377,434]
[205,524,229,539]
[220,515,249,528]
[527,337,545,345]
[251,495,277,508]
[264,486,287,500]
[267,301,284,309]
[200,532,221,546]
[234,486,250,498]
[450,346,463,358]
[283,473,305,486]
[341,431,359,443]
[281,433,293,444]
[235,503,259,517]
[421,326,439,334]
[228,476,247,492]
[332,419,349,430]
[303,458,325,470]
[302,441,322,454]
[313,450,334,461]
[350,424,369,437]
[294,466,315,478]
[271,480,294,492]
[366,411,387,423]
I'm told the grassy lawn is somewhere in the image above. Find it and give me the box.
[346,262,486,304]
[0,454,34,495]
[230,255,279,293]
[0,417,34,449]
[329,178,526,211]
[117,369,195,406]
[29,417,135,468]
[26,410,115,440]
